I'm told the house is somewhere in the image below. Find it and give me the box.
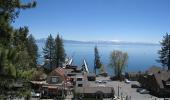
[146,66,161,75]
[139,67,170,97]
[74,72,115,99]
[151,70,170,96]
[74,80,115,99]
[42,67,72,98]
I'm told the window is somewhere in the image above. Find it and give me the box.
[78,84,83,87]
[51,77,58,83]
[77,78,82,81]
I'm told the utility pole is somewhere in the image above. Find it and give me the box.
[118,84,121,99]
[118,84,119,99]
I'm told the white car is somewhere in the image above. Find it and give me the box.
[139,89,150,94]
[31,91,41,98]
[125,79,131,84]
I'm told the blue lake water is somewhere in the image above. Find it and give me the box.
[37,42,161,75]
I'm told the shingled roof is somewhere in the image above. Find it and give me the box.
[154,70,170,89]
[49,67,65,78]
[146,66,161,75]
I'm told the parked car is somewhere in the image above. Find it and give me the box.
[124,79,130,84]
[95,80,102,83]
[95,80,107,84]
[31,91,41,98]
[131,84,140,88]
[136,88,143,92]
[139,89,150,94]
[102,80,107,84]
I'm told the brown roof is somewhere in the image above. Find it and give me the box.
[154,70,170,89]
[146,66,161,75]
[49,67,65,78]
[81,87,114,94]
[48,67,73,80]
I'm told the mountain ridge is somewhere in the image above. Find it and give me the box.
[36,38,159,45]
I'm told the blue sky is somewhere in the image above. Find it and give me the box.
[13,0,170,43]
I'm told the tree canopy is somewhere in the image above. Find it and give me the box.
[43,34,55,70]
[54,34,65,67]
[109,50,128,80]
[94,46,102,74]
[43,34,65,71]
[0,0,37,98]
[158,33,170,70]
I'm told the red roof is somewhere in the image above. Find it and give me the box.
[49,67,65,78]
[49,67,72,81]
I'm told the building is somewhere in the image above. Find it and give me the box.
[74,72,114,99]
[41,67,73,98]
[139,66,170,97]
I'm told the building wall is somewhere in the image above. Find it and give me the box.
[74,87,114,98]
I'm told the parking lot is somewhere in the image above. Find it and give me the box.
[96,77,166,100]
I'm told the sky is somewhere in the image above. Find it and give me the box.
[13,0,170,43]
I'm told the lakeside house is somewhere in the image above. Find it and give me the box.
[30,59,115,99]
[73,70,114,99]
[127,66,161,81]
[74,77,115,99]
[41,67,74,98]
[139,66,170,97]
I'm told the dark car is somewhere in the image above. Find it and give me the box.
[131,84,140,88]
[136,88,143,92]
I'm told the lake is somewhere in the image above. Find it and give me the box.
[37,42,161,75]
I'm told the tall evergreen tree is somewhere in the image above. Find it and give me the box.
[94,46,102,74]
[0,0,36,47]
[0,0,37,97]
[0,0,36,74]
[13,27,29,51]
[54,34,65,67]
[27,34,38,68]
[43,34,55,70]
[13,27,33,70]
[158,33,170,70]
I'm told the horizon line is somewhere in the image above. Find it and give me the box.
[36,38,159,45]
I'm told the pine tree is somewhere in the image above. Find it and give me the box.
[13,27,29,51]
[27,34,38,68]
[54,34,65,67]
[43,34,55,70]
[94,46,102,74]
[0,47,18,77]
[0,0,36,73]
[0,0,37,97]
[0,0,36,47]
[13,27,33,70]
[158,33,170,70]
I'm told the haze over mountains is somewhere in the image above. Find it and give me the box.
[36,38,159,45]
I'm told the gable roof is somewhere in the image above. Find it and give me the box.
[49,67,65,79]
[49,67,74,78]
[154,70,170,89]
[146,66,161,75]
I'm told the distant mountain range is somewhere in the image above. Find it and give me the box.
[36,38,159,45]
